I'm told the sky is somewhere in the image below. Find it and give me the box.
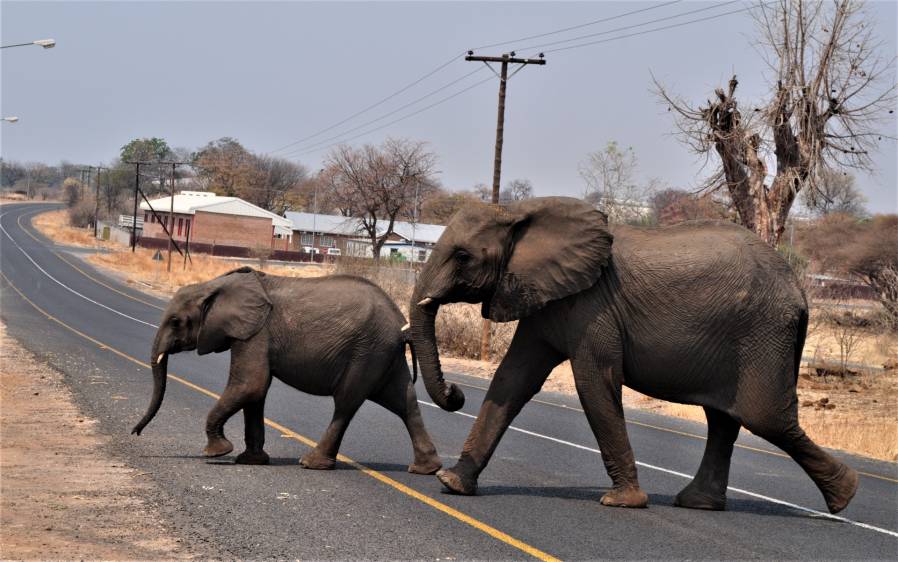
[2,1,896,213]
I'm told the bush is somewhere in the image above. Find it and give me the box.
[67,200,95,229]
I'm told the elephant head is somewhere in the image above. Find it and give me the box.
[409,196,613,411]
[131,267,272,435]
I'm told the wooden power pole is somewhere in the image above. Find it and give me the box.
[466,51,546,361]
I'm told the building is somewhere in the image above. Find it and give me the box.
[140,191,293,250]
[284,211,445,262]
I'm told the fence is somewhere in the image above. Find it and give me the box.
[138,237,325,263]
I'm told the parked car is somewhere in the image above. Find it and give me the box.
[326,248,341,256]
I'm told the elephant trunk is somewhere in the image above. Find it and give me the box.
[131,340,168,435]
[409,288,465,412]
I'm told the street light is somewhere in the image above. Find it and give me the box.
[1,38,56,49]
[2,117,19,123]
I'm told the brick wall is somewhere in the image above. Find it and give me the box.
[141,211,193,241]
[191,211,274,248]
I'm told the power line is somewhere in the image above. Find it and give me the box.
[469,0,683,51]
[278,66,488,157]
[294,75,496,158]
[268,51,466,155]
[543,2,767,54]
[274,2,765,160]
[514,0,740,54]
[270,2,685,156]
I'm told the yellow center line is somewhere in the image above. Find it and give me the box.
[0,269,561,562]
[448,381,898,485]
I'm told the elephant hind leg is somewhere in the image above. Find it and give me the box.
[370,365,441,475]
[742,412,858,514]
[674,407,740,510]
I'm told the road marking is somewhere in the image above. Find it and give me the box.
[0,269,560,562]
[448,378,898,484]
[4,204,897,538]
[0,208,158,329]
[12,207,167,312]
[417,400,898,539]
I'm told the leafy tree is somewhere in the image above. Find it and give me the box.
[1,159,26,188]
[191,137,259,197]
[420,188,480,224]
[651,189,731,225]
[120,137,172,163]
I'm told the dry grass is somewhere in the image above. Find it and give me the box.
[32,209,113,249]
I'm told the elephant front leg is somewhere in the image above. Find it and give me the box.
[572,357,647,508]
[235,399,271,465]
[438,325,563,495]
[204,337,270,459]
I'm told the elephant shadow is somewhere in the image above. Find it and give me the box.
[473,485,817,519]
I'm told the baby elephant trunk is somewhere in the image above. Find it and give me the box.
[131,351,168,435]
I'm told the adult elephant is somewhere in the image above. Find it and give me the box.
[132,267,441,475]
[409,196,858,514]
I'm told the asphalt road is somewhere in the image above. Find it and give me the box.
[2,202,896,560]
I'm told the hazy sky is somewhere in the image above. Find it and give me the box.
[2,1,896,212]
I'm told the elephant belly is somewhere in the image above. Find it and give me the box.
[270,355,351,397]
[623,338,741,408]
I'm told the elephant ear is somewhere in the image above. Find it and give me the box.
[486,197,613,322]
[196,268,272,355]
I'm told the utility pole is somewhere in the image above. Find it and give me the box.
[93,166,106,238]
[127,161,144,252]
[465,50,546,360]
[163,162,188,272]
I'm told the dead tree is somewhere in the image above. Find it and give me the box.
[656,0,895,245]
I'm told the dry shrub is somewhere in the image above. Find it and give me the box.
[67,200,95,229]
[435,304,516,359]
[334,257,416,308]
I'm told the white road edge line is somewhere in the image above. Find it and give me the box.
[4,206,894,540]
[418,400,898,539]
[0,208,159,329]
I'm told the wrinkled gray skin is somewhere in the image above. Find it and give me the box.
[410,196,858,513]
[133,267,441,474]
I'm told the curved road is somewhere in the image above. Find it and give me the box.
[2,202,896,560]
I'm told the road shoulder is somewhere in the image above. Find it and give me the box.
[0,322,202,559]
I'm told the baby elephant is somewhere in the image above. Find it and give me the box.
[132,266,441,474]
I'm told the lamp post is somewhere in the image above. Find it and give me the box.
[1,38,56,49]
[1,117,19,123]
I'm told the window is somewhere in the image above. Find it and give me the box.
[320,236,335,248]
[418,250,427,262]
[300,233,314,245]
[177,218,183,236]
[144,212,148,223]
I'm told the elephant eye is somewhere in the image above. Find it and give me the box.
[169,316,180,325]
[454,249,472,264]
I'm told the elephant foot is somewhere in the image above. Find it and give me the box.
[408,457,442,475]
[600,486,648,508]
[299,451,336,470]
[203,437,234,458]
[674,483,726,511]
[820,463,859,514]
[436,467,477,495]
[235,450,270,465]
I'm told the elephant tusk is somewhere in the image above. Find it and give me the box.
[155,353,165,365]
[400,323,410,332]
[417,297,433,306]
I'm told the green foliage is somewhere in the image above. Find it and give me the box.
[120,137,172,163]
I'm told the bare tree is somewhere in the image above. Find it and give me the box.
[579,141,653,223]
[324,139,438,261]
[503,178,534,202]
[248,155,308,212]
[802,170,867,216]
[656,0,895,245]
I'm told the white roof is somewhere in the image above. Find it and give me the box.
[284,211,445,244]
[140,191,292,230]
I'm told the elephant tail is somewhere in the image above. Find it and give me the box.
[404,332,418,384]
[793,306,809,384]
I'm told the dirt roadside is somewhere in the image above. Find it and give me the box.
[0,323,200,560]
